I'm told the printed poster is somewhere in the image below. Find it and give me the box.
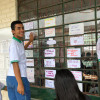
[2,40,10,53]
[5,55,10,69]
[0,69,6,80]
[45,70,56,79]
[45,28,55,37]
[71,71,82,81]
[44,49,55,57]
[45,79,55,89]
[25,30,38,39]
[45,17,56,27]
[25,50,33,57]
[23,21,34,30]
[69,23,84,35]
[27,68,35,83]
[26,59,34,66]
[67,60,81,68]
[47,39,56,45]
[44,59,55,67]
[25,31,34,39]
[24,41,33,48]
[0,54,4,69]
[67,48,81,58]
[70,36,84,45]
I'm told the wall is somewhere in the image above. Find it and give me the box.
[0,0,17,84]
[0,0,17,28]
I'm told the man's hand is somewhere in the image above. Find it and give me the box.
[17,83,24,95]
[13,62,25,95]
[24,32,35,49]
[29,32,35,42]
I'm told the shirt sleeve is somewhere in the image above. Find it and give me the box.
[9,44,19,63]
[0,82,5,89]
[96,38,100,61]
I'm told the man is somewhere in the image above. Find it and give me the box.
[6,20,34,100]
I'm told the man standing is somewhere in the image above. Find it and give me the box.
[6,21,34,100]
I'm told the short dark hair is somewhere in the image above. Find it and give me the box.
[11,20,23,30]
[55,69,85,100]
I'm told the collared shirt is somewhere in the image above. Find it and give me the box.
[97,38,100,61]
[7,37,27,77]
[0,82,5,100]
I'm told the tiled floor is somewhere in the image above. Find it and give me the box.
[1,90,40,100]
[1,90,9,100]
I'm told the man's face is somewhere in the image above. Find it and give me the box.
[12,24,25,39]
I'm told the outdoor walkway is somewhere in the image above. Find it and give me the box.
[1,90,40,100]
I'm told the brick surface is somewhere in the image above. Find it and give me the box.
[0,0,17,28]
